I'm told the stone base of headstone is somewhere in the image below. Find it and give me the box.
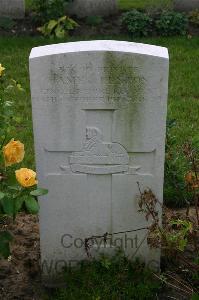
[68,0,118,18]
[174,0,199,12]
[0,0,25,19]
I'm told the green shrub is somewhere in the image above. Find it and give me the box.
[85,15,103,27]
[121,9,153,37]
[189,9,199,26]
[0,17,15,30]
[155,11,188,36]
[31,0,71,23]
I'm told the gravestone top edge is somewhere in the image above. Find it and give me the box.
[29,40,169,60]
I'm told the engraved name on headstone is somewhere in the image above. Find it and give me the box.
[29,40,169,283]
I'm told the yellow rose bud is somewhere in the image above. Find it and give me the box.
[15,168,38,188]
[0,64,5,77]
[3,139,25,167]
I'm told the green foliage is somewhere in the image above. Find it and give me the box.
[30,188,48,196]
[155,11,188,36]
[38,16,78,38]
[85,15,104,27]
[24,196,40,214]
[165,219,193,251]
[121,10,152,37]
[189,9,199,26]
[0,69,24,166]
[0,17,15,30]
[0,66,47,259]
[164,119,190,207]
[31,0,71,23]
[191,293,199,300]
[51,253,161,300]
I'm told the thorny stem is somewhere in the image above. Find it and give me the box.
[193,189,199,226]
[166,271,194,293]
[190,150,198,181]
[178,253,199,272]
[137,182,166,241]
[153,273,193,296]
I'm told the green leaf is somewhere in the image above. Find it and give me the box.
[58,16,66,23]
[15,197,25,213]
[0,231,13,259]
[0,231,13,242]
[178,239,187,251]
[25,196,40,214]
[47,19,58,31]
[55,25,65,38]
[1,197,14,216]
[30,188,48,197]
[8,185,21,191]
[0,191,5,200]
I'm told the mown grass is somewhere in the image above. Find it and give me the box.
[118,0,173,11]
[48,254,161,300]
[24,0,173,11]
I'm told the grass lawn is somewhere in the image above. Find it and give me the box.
[118,0,173,11]
[25,0,173,11]
[48,255,161,299]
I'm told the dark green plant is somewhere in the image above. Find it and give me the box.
[0,17,15,30]
[31,0,72,23]
[121,9,153,37]
[155,11,188,36]
[85,15,103,27]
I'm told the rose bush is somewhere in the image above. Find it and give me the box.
[0,64,47,259]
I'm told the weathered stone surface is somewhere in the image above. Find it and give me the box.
[68,0,117,17]
[174,0,199,11]
[29,40,169,283]
[0,0,25,19]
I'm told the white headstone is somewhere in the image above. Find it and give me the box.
[174,0,199,11]
[68,0,117,17]
[29,40,169,284]
[0,0,25,19]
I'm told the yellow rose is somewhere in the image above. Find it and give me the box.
[15,168,38,188]
[0,64,5,77]
[3,139,25,167]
